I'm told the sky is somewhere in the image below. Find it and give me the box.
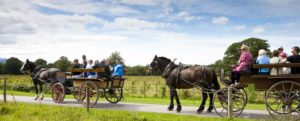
[0,0,300,66]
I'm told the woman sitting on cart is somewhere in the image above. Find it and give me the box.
[256,49,270,75]
[112,59,124,79]
[230,44,253,86]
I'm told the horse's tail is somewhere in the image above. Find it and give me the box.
[212,70,220,90]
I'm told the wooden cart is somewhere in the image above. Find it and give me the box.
[51,68,125,107]
[214,63,300,120]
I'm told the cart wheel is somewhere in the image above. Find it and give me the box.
[73,86,85,101]
[265,81,300,120]
[80,81,99,107]
[213,87,247,117]
[51,83,65,103]
[104,88,123,103]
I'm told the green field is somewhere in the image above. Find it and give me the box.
[0,101,262,121]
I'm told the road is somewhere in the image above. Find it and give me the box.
[0,95,270,119]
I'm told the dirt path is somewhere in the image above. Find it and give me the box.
[0,95,270,119]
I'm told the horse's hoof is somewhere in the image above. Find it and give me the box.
[197,106,204,113]
[206,106,214,113]
[34,97,39,100]
[197,109,202,114]
[176,105,182,113]
[39,97,44,100]
[168,105,174,111]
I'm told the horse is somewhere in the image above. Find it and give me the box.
[20,59,59,100]
[149,55,220,113]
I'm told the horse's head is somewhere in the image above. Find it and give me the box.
[20,59,36,74]
[148,55,171,75]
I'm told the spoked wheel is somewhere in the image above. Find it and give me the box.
[80,81,99,107]
[213,87,247,117]
[73,86,85,101]
[104,88,123,103]
[51,83,65,103]
[265,81,300,120]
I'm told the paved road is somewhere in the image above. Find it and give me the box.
[0,95,270,119]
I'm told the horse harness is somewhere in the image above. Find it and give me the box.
[162,61,211,92]
[31,67,49,83]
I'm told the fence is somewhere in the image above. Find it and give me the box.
[0,75,268,104]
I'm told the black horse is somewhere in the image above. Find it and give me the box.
[149,55,220,113]
[20,59,59,100]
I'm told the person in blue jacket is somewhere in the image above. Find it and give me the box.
[112,59,124,78]
[256,49,270,75]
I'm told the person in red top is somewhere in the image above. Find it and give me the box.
[230,44,253,86]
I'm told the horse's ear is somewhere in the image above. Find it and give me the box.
[154,55,157,59]
[26,59,29,62]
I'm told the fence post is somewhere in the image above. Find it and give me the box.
[143,81,146,98]
[86,80,90,112]
[131,81,134,97]
[3,78,7,103]
[228,87,233,119]
[155,82,158,97]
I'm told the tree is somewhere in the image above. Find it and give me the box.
[109,51,124,66]
[1,57,23,74]
[211,38,270,74]
[54,56,71,71]
[47,63,55,68]
[126,65,149,76]
[0,63,3,74]
[34,58,47,68]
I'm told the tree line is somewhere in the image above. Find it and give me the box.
[0,38,272,75]
[0,51,150,76]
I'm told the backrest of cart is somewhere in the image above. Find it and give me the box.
[240,63,300,91]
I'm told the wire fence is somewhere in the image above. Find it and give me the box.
[0,76,267,104]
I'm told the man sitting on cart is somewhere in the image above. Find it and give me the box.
[93,59,112,81]
[71,59,83,78]
[287,46,300,74]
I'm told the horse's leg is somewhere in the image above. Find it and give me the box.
[197,91,208,113]
[33,80,39,100]
[207,92,214,113]
[168,88,175,111]
[39,83,44,100]
[174,89,182,112]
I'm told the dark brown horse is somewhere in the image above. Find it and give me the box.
[149,55,220,113]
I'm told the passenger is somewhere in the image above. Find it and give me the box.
[86,60,97,78]
[280,52,291,74]
[269,50,283,75]
[94,60,100,65]
[256,49,270,75]
[112,59,124,78]
[72,59,82,78]
[82,54,88,68]
[278,47,288,58]
[287,46,300,74]
[93,59,112,81]
[230,44,253,86]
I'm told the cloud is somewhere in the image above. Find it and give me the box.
[252,26,265,35]
[104,17,168,30]
[234,25,246,30]
[32,0,140,15]
[177,11,202,22]
[117,0,161,6]
[211,16,229,25]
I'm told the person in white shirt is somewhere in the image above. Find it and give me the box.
[86,60,97,78]
[269,50,283,75]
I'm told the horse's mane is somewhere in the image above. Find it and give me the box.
[158,56,171,62]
